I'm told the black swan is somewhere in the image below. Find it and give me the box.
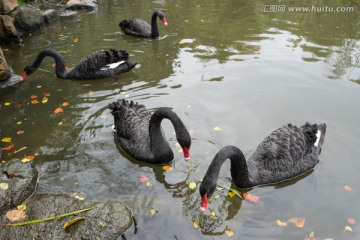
[119,10,167,38]
[109,99,191,164]
[22,49,137,80]
[199,122,326,212]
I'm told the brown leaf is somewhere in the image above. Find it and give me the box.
[62,102,70,107]
[289,217,305,228]
[54,108,63,113]
[6,209,26,222]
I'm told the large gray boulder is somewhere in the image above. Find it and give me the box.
[0,47,21,89]
[0,195,134,239]
[0,159,38,212]
[65,0,98,11]
[15,5,43,32]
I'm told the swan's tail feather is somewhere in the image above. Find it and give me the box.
[109,99,150,119]
[299,122,326,148]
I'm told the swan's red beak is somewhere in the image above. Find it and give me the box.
[183,147,190,160]
[200,194,209,213]
[162,18,168,26]
[21,72,27,81]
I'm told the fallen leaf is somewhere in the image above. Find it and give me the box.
[188,182,197,189]
[99,221,107,227]
[74,195,85,201]
[54,108,63,113]
[31,99,39,104]
[16,130,25,135]
[193,221,199,229]
[30,95,37,99]
[289,217,305,228]
[16,121,22,125]
[58,122,63,126]
[21,155,35,163]
[17,204,27,211]
[323,238,334,240]
[213,126,222,131]
[2,137,11,143]
[62,102,69,107]
[344,185,352,191]
[225,228,234,237]
[178,149,183,153]
[149,209,156,215]
[2,144,15,151]
[0,183,9,190]
[64,217,84,231]
[146,181,152,187]
[242,192,259,203]
[162,165,173,171]
[276,219,287,227]
[343,226,353,232]
[348,217,356,225]
[210,211,216,217]
[139,175,149,183]
[14,146,28,154]
[73,37,78,43]
[5,102,11,106]
[6,209,26,222]
[228,191,235,198]
[43,91,51,97]
[42,96,48,104]
[306,231,316,240]
[188,129,195,135]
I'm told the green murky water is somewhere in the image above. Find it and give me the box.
[1,0,359,239]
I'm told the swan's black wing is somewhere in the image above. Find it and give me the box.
[249,123,326,185]
[71,49,129,73]
[109,99,151,140]
[119,18,152,37]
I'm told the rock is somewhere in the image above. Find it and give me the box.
[0,72,22,90]
[0,159,38,212]
[0,47,12,81]
[65,0,98,11]
[42,9,58,23]
[0,194,134,239]
[0,0,18,14]
[59,10,78,18]
[15,5,43,32]
[0,15,19,44]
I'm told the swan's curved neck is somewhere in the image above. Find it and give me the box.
[205,146,253,189]
[150,12,160,38]
[33,50,67,78]
[149,108,185,161]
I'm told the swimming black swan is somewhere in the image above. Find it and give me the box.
[22,49,137,80]
[199,122,326,212]
[109,99,191,164]
[119,10,167,38]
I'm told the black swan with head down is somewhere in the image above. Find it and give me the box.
[22,49,137,80]
[119,10,167,38]
[199,122,326,212]
[109,99,191,164]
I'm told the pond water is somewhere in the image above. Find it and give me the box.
[1,0,360,239]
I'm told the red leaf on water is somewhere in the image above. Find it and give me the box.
[344,185,352,191]
[348,217,356,225]
[242,192,259,203]
[30,95,37,99]
[139,175,149,183]
[43,91,51,97]
[2,144,15,151]
[54,108,63,113]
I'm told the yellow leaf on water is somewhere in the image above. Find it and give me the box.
[188,182,197,189]
[58,122,63,126]
[162,165,173,172]
[146,181,152,187]
[193,221,199,229]
[17,121,22,125]
[5,102,11,106]
[343,226,353,232]
[16,130,24,135]
[0,182,9,190]
[276,219,287,227]
[6,209,26,222]
[42,96,48,104]
[228,191,235,198]
[149,209,156,215]
[323,238,334,240]
[2,137,11,143]
[73,37,78,43]
[17,204,27,211]
[213,126,222,131]
[64,217,84,230]
[210,211,216,217]
[289,217,305,228]
[225,228,234,237]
